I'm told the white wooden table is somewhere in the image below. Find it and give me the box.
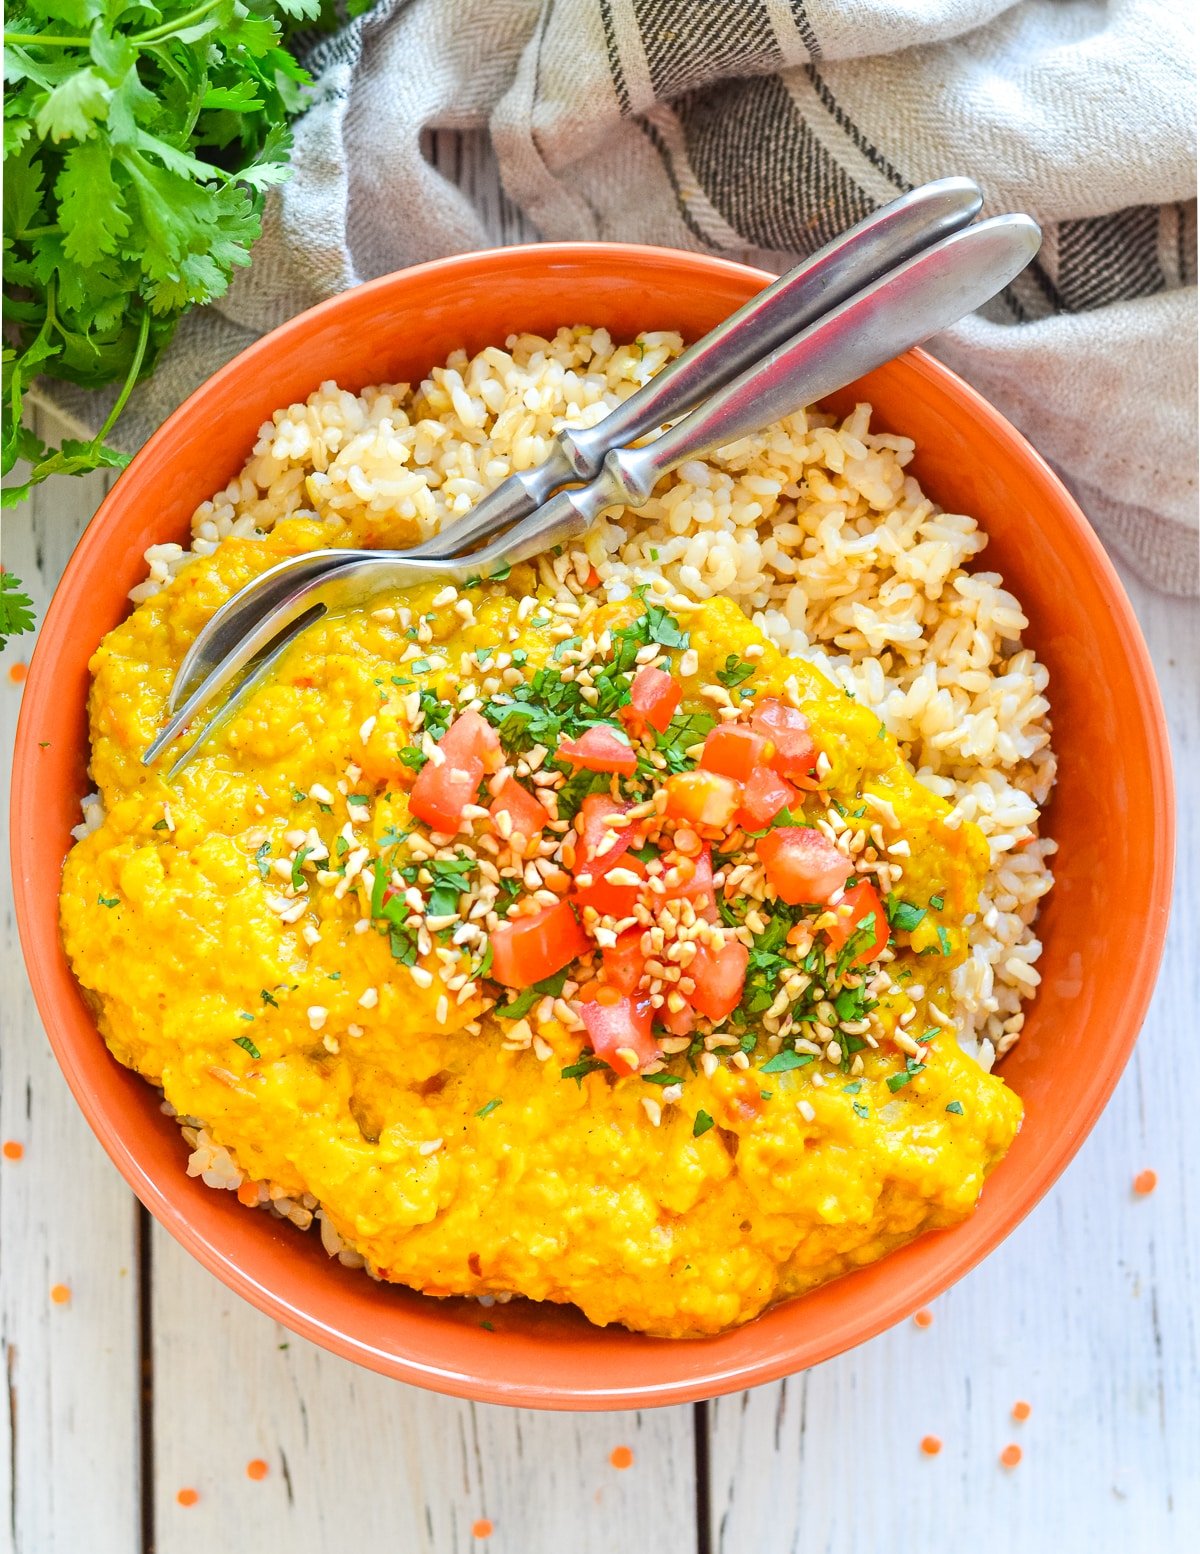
[2,134,1197,1554]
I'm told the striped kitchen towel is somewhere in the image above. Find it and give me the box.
[48,0,1198,592]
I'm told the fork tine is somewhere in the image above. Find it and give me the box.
[144,582,332,766]
[169,549,347,713]
[162,608,325,781]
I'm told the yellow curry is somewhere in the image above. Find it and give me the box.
[60,517,1021,1338]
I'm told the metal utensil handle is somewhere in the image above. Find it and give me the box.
[411,177,982,560]
[561,177,983,473]
[612,214,1041,502]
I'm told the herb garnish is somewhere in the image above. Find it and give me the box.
[760,1049,815,1074]
[498,968,569,1020]
[716,653,754,689]
[475,1098,502,1119]
[692,1109,715,1137]
[233,1035,261,1059]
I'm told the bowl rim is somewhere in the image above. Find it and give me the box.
[10,240,1175,1408]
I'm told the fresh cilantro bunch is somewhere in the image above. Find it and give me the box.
[0,0,325,646]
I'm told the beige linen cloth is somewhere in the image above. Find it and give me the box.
[48,0,1199,592]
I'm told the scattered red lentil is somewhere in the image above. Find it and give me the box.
[176,1488,199,1507]
[920,1435,942,1456]
[49,1283,71,1305]
[1133,1169,1158,1196]
[913,1308,934,1329]
[246,1459,269,1481]
[610,1445,634,1470]
[8,662,28,685]
[2,1140,24,1161]
[471,1518,494,1539]
[1000,1443,1023,1469]
[1012,1400,1032,1422]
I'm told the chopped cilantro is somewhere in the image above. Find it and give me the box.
[936,925,952,956]
[152,819,169,831]
[692,1109,715,1137]
[946,1100,964,1115]
[852,1101,870,1119]
[254,842,271,879]
[887,897,927,933]
[561,1055,610,1084]
[497,968,569,1020]
[759,1090,772,1100]
[511,649,528,667]
[475,646,492,665]
[290,845,313,891]
[479,1320,495,1331]
[426,856,474,918]
[887,1057,927,1093]
[417,689,452,742]
[653,710,718,774]
[411,658,431,674]
[929,894,945,911]
[259,989,278,1008]
[379,827,409,849]
[97,894,119,908]
[488,562,512,582]
[474,942,494,981]
[334,836,350,858]
[291,787,306,803]
[641,1072,680,1087]
[475,1098,503,1119]
[760,1049,816,1074]
[553,635,582,661]
[238,1011,255,1021]
[233,1035,261,1059]
[554,766,612,824]
[842,1080,863,1094]
[716,654,754,689]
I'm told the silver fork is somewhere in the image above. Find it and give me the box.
[144,210,1040,778]
[164,178,984,713]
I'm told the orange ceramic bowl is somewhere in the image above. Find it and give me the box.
[11,244,1174,1408]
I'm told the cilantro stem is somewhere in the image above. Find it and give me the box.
[94,308,151,449]
[16,225,60,239]
[6,2,223,52]
[3,33,92,47]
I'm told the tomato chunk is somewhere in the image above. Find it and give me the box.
[655,1002,696,1037]
[823,879,889,966]
[664,769,741,829]
[575,792,634,870]
[737,766,800,830]
[661,847,715,914]
[700,724,770,783]
[557,725,637,774]
[575,854,646,918]
[489,901,588,988]
[488,776,546,842]
[439,709,502,774]
[687,938,749,1023]
[751,698,818,781]
[409,753,483,832]
[602,928,645,995]
[578,989,658,1076]
[621,666,682,735]
[757,827,853,905]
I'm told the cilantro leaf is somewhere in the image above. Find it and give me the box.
[0,573,36,649]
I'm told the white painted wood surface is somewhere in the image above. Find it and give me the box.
[2,130,1198,1554]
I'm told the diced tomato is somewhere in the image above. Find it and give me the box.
[655,1002,696,1037]
[489,776,546,841]
[737,766,800,830]
[661,847,716,915]
[756,827,853,905]
[489,901,589,988]
[751,698,818,781]
[602,928,645,995]
[557,725,637,774]
[577,988,658,1076]
[823,879,888,965]
[687,938,749,1022]
[409,753,484,832]
[575,792,634,870]
[700,723,770,783]
[620,666,681,736]
[575,854,646,918]
[439,709,502,774]
[664,769,741,829]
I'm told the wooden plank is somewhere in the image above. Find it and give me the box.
[136,128,693,1554]
[0,426,142,1554]
[149,1219,697,1553]
[705,569,1200,1552]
